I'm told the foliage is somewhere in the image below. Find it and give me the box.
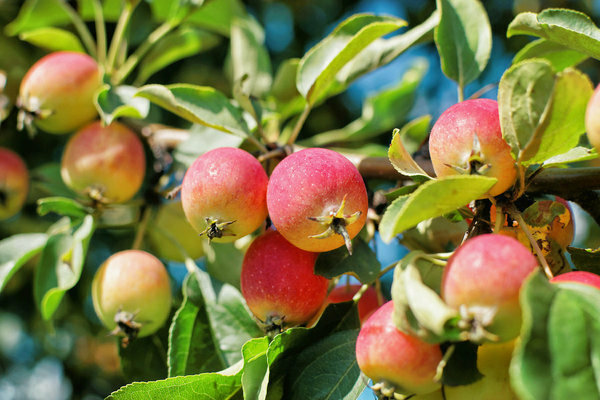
[1,0,600,399]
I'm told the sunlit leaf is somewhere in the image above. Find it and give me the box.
[297,14,406,106]
[0,233,48,293]
[19,27,84,52]
[434,0,491,88]
[95,85,150,126]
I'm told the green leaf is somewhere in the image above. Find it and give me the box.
[335,10,439,89]
[188,263,263,366]
[388,127,431,180]
[265,302,360,397]
[204,242,244,290]
[168,273,225,377]
[186,0,247,37]
[567,247,600,274]
[441,341,483,386]
[542,146,598,168]
[6,0,123,36]
[498,59,556,159]
[511,271,600,400]
[399,115,432,155]
[36,196,90,218]
[136,27,221,85]
[241,337,270,400]
[314,238,381,284]
[513,39,589,71]
[392,257,460,342]
[300,59,427,147]
[0,233,48,293]
[230,16,272,98]
[136,84,249,137]
[508,9,600,60]
[19,27,84,52]
[286,330,365,400]
[30,163,74,198]
[95,85,150,126]
[297,14,406,106]
[172,124,244,167]
[33,215,95,320]
[119,324,170,382]
[519,68,593,164]
[6,0,72,36]
[107,361,244,400]
[434,0,492,89]
[379,175,496,243]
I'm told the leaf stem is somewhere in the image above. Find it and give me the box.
[457,84,464,103]
[286,105,311,145]
[111,21,175,85]
[92,0,107,65]
[106,0,137,75]
[131,206,153,250]
[57,0,97,58]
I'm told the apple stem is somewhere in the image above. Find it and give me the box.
[508,206,554,279]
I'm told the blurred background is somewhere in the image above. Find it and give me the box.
[1,0,599,399]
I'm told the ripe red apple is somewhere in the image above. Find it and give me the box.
[146,201,205,262]
[356,301,443,397]
[0,147,29,220]
[441,233,538,342]
[326,284,381,324]
[60,120,146,203]
[18,51,101,134]
[550,271,600,290]
[181,147,268,242]
[92,250,172,344]
[445,340,518,400]
[429,99,517,197]
[240,229,329,332]
[585,84,600,152]
[267,148,368,253]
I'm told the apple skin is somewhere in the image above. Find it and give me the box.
[0,147,29,220]
[61,120,146,203]
[445,340,518,400]
[91,250,172,338]
[326,284,380,324]
[441,234,538,342]
[18,51,101,134]
[585,84,600,152]
[356,301,443,396]
[240,229,329,328]
[429,99,517,197]
[146,201,204,262]
[181,147,268,243]
[267,148,368,252]
[550,271,600,290]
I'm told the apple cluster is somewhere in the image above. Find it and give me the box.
[180,146,371,332]
[353,97,600,399]
[10,51,171,346]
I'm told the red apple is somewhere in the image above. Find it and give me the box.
[356,301,443,397]
[92,250,172,344]
[18,51,101,134]
[585,84,600,152]
[441,233,538,342]
[61,120,146,203]
[0,147,29,220]
[429,99,517,197]
[240,229,328,332]
[550,271,600,290]
[267,148,368,253]
[181,147,268,242]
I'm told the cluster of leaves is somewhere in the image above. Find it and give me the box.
[1,0,600,399]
